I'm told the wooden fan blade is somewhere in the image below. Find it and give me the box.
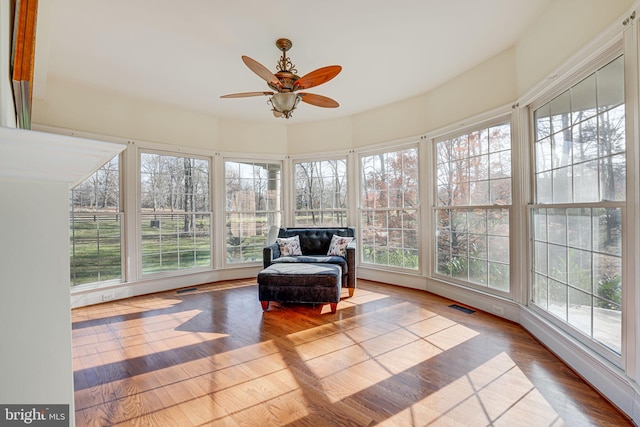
[220,91,273,98]
[294,65,342,90]
[299,93,339,108]
[242,55,280,87]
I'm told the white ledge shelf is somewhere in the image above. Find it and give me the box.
[0,126,125,186]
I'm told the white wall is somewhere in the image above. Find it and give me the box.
[0,179,74,413]
[32,76,220,148]
[218,118,288,154]
[32,76,290,153]
[284,47,517,153]
[0,127,124,426]
[287,117,353,154]
[516,0,633,95]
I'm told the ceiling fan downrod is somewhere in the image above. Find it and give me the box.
[275,38,296,74]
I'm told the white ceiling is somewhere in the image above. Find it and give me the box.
[33,0,552,124]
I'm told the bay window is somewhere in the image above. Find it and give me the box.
[530,55,624,355]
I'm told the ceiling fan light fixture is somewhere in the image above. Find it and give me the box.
[269,92,300,119]
[221,38,341,119]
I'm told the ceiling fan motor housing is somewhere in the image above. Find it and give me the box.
[270,71,299,92]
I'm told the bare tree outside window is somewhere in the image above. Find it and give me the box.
[435,122,512,291]
[140,153,211,274]
[294,159,347,226]
[361,147,419,270]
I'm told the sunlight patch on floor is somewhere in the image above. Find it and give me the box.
[149,329,229,352]
[375,339,443,375]
[358,327,422,358]
[292,331,358,361]
[343,319,404,342]
[226,388,312,425]
[425,323,480,351]
[114,355,311,425]
[346,288,393,305]
[208,339,281,367]
[285,321,342,346]
[381,352,560,426]
[208,369,304,415]
[304,343,372,379]
[318,358,394,403]
[405,315,458,338]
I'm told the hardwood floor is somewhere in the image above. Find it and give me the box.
[71,279,631,426]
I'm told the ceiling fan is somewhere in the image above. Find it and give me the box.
[221,38,342,119]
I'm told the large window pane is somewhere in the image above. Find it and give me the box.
[568,287,592,336]
[530,54,624,355]
[533,207,623,354]
[226,161,281,264]
[140,153,211,274]
[535,57,626,205]
[295,159,347,226]
[361,147,419,270]
[434,121,511,293]
[70,155,122,286]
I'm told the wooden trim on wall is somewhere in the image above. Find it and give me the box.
[11,0,38,129]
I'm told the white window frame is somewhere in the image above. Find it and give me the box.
[357,142,421,273]
[223,158,283,266]
[69,154,124,288]
[137,148,213,278]
[527,46,627,363]
[431,115,514,297]
[291,153,349,227]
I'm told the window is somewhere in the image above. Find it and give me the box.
[434,122,512,292]
[531,56,624,354]
[70,155,122,286]
[360,147,419,270]
[225,160,281,263]
[294,158,347,226]
[140,152,211,274]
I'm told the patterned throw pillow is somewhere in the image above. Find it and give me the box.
[277,235,302,256]
[327,235,353,257]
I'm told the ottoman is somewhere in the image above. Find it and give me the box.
[257,263,342,313]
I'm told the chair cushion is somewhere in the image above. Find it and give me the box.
[272,255,347,273]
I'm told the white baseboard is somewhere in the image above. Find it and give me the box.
[520,308,639,424]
